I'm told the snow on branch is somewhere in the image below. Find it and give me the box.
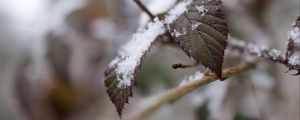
[286,16,300,73]
[228,36,300,73]
[288,20,300,46]
[179,71,204,86]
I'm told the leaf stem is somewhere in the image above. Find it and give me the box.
[172,62,199,69]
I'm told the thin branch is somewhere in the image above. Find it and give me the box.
[124,59,260,120]
[228,37,300,73]
[133,0,155,20]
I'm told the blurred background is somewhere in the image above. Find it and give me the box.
[0,0,298,120]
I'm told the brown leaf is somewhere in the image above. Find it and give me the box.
[170,0,228,78]
[104,70,134,116]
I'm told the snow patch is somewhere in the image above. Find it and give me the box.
[192,23,201,30]
[288,55,300,65]
[229,37,285,62]
[179,71,204,86]
[172,29,187,37]
[269,49,282,60]
[164,0,192,25]
[196,5,207,16]
[288,26,300,47]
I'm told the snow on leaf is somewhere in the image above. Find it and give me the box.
[105,18,165,116]
[104,71,133,116]
[104,0,192,116]
[169,0,228,78]
[164,0,192,25]
[286,16,300,74]
[116,18,165,88]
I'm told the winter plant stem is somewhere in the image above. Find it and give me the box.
[123,59,260,120]
[228,37,300,73]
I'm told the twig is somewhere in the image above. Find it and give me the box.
[228,37,300,73]
[124,59,260,120]
[133,0,155,20]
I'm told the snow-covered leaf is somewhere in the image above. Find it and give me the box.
[104,0,192,116]
[104,19,165,116]
[169,0,228,78]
